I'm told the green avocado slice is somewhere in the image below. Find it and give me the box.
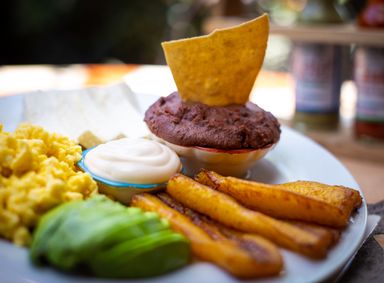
[30,195,190,278]
[90,230,190,278]
[31,196,142,267]
[46,213,169,270]
[30,200,81,264]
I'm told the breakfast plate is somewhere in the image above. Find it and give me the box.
[0,90,367,283]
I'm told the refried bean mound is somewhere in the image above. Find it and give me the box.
[144,92,281,150]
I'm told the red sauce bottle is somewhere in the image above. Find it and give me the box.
[354,0,384,141]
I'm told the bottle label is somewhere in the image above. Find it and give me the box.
[293,44,341,113]
[355,47,384,122]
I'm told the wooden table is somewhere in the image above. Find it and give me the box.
[1,64,383,204]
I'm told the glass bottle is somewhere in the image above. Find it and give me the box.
[292,0,344,130]
[354,0,384,141]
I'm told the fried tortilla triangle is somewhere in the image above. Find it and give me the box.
[162,14,269,106]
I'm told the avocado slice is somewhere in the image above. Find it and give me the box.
[30,200,81,264]
[46,212,168,270]
[30,195,190,278]
[90,230,190,278]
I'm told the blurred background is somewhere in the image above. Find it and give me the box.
[0,0,369,67]
[1,0,383,137]
[1,0,384,203]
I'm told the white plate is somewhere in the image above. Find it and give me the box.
[0,92,367,283]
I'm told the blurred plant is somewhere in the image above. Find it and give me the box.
[1,0,221,64]
[249,0,368,24]
[339,0,370,20]
[164,0,216,40]
[250,0,307,25]
[2,0,168,64]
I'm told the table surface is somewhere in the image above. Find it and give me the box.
[0,64,383,204]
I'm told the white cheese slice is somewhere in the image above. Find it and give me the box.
[23,83,149,148]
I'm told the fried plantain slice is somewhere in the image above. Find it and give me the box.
[131,193,283,278]
[167,173,335,259]
[196,170,362,228]
[157,193,284,262]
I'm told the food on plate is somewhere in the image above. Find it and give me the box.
[196,170,362,228]
[78,130,123,150]
[287,220,341,246]
[79,138,181,203]
[167,173,335,258]
[84,138,181,184]
[145,14,278,176]
[131,193,283,278]
[0,124,97,246]
[144,92,280,176]
[145,93,280,150]
[23,84,149,149]
[162,14,269,106]
[31,195,190,278]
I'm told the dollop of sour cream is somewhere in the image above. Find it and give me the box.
[84,138,181,184]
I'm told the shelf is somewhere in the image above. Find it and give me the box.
[204,16,384,47]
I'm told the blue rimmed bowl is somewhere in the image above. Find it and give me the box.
[78,148,182,204]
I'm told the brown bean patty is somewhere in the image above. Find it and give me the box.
[144,92,280,150]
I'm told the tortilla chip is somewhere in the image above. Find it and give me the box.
[162,14,269,106]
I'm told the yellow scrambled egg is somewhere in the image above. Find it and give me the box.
[0,123,98,246]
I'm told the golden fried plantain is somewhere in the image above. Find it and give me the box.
[167,173,335,258]
[286,220,341,247]
[131,193,283,278]
[157,192,285,260]
[196,170,362,228]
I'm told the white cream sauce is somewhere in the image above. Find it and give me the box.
[84,138,180,184]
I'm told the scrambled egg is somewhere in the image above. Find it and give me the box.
[0,123,98,246]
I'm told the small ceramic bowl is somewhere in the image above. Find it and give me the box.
[78,148,182,204]
[150,134,276,177]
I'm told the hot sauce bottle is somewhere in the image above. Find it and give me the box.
[354,0,384,141]
[292,0,343,130]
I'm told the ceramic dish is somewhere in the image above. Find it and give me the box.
[78,148,182,204]
[150,133,275,177]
